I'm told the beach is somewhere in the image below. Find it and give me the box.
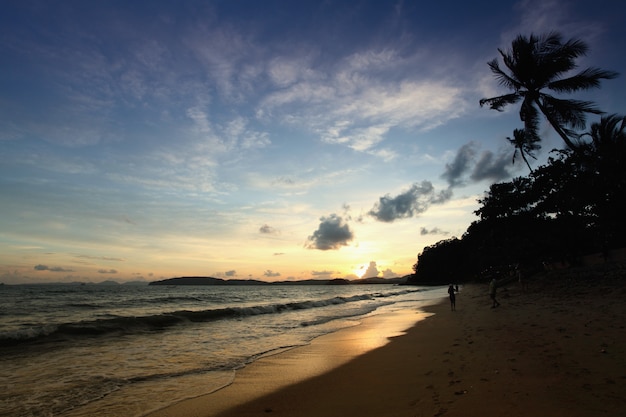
[2,285,444,417]
[147,265,626,417]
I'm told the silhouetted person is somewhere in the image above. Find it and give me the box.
[489,278,500,308]
[448,284,456,311]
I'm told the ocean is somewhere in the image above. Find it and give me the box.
[0,283,446,417]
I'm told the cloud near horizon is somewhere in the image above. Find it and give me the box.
[362,261,379,278]
[34,264,74,273]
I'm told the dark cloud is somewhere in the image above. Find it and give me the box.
[369,181,450,222]
[470,149,512,182]
[306,214,354,250]
[263,270,281,277]
[441,142,477,188]
[442,141,514,187]
[420,227,449,236]
[259,224,278,234]
[34,264,74,272]
[311,270,335,277]
[369,141,516,224]
[97,269,118,274]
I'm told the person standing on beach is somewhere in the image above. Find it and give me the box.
[448,284,456,311]
[489,278,500,308]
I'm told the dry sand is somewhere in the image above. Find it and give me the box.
[147,265,626,417]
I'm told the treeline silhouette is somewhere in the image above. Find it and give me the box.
[409,33,623,285]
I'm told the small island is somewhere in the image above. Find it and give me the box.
[148,276,409,286]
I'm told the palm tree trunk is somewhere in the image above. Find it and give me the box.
[521,151,533,173]
[534,99,580,151]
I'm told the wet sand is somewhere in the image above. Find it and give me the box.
[147,265,626,417]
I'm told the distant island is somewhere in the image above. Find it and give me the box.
[148,276,409,286]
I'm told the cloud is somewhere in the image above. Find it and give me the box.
[369,181,451,222]
[311,270,336,277]
[97,269,118,274]
[225,270,237,277]
[259,224,278,234]
[263,270,281,277]
[258,49,468,159]
[441,142,477,188]
[441,141,514,187]
[381,268,399,278]
[306,214,354,250]
[369,140,515,224]
[420,227,449,236]
[470,149,512,183]
[33,264,74,272]
[75,254,125,262]
[362,261,379,278]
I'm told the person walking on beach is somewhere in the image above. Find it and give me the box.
[448,284,456,311]
[489,278,500,308]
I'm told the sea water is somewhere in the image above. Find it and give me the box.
[0,283,446,417]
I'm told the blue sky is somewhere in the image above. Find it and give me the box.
[1,0,624,284]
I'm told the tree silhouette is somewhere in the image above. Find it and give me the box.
[480,32,618,151]
[507,128,540,172]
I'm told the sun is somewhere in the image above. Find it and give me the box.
[353,265,366,279]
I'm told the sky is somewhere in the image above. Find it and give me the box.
[1,0,625,284]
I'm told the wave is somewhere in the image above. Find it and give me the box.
[0,288,422,348]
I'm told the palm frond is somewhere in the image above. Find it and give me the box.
[554,36,588,60]
[581,114,626,147]
[481,31,618,153]
[548,68,620,93]
[542,95,604,129]
[479,93,521,111]
[487,59,522,90]
[533,33,580,81]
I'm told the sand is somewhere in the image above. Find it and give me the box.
[147,265,626,417]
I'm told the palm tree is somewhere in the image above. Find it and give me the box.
[480,32,618,151]
[507,128,540,172]
[576,114,626,249]
[579,114,626,151]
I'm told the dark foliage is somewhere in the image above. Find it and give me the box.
[409,115,626,285]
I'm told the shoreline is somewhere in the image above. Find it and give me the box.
[145,297,441,417]
[147,269,626,417]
